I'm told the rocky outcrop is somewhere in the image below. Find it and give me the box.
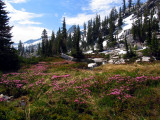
[61,53,76,61]
[88,63,97,68]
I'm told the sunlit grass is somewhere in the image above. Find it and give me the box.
[95,62,160,76]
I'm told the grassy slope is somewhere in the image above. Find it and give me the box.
[0,58,160,120]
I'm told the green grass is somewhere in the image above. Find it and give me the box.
[0,57,160,120]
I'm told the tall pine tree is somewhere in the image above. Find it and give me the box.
[87,19,93,47]
[118,7,123,29]
[128,0,132,12]
[150,32,159,57]
[67,33,72,51]
[18,40,24,56]
[71,25,83,59]
[158,1,160,22]
[102,16,109,36]
[108,9,116,47]
[123,0,126,15]
[37,43,41,55]
[136,0,140,9]
[50,31,56,55]
[97,32,103,52]
[56,28,62,55]
[0,0,19,71]
[41,29,48,56]
[62,17,67,53]
[83,22,87,37]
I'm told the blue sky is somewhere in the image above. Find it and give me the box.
[4,0,147,43]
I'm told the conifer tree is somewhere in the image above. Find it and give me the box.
[62,17,67,53]
[141,9,149,43]
[124,36,136,59]
[67,33,72,51]
[147,19,152,45]
[124,36,129,55]
[158,1,160,22]
[108,9,116,47]
[87,19,93,47]
[37,43,41,55]
[118,7,123,29]
[95,15,101,39]
[71,26,77,55]
[150,8,154,22]
[128,0,132,12]
[143,7,149,30]
[150,32,159,57]
[97,32,103,52]
[0,0,19,71]
[92,20,97,43]
[56,28,62,55]
[83,22,87,37]
[18,40,24,56]
[102,16,109,36]
[136,0,140,9]
[18,40,22,53]
[81,36,87,50]
[152,18,159,32]
[132,10,143,43]
[113,8,118,20]
[45,38,49,56]
[41,29,48,56]
[71,25,83,59]
[123,0,126,14]
[76,25,81,54]
[0,1,12,50]
[50,31,56,55]
[30,45,34,53]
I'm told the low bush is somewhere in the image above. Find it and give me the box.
[142,48,151,56]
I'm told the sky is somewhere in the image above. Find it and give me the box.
[3,0,147,43]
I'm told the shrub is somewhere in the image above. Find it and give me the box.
[19,56,41,67]
[71,49,84,60]
[105,54,110,61]
[68,62,88,69]
[142,48,151,56]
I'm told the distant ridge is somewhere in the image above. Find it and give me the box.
[24,38,41,44]
[67,25,76,34]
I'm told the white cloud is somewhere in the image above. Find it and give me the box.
[5,1,43,23]
[65,13,95,26]
[18,20,42,25]
[21,8,26,12]
[4,0,51,43]
[11,25,51,43]
[65,0,121,26]
[8,0,27,3]
[88,0,120,12]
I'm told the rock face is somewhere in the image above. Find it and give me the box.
[0,94,13,101]
[91,58,105,63]
[136,56,154,62]
[108,58,125,64]
[142,56,151,62]
[108,59,114,64]
[61,53,76,61]
[88,63,97,68]
[67,25,76,34]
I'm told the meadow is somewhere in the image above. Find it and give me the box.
[0,57,160,120]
